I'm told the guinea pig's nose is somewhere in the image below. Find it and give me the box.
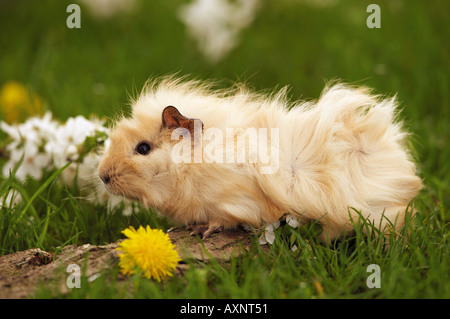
[100,174,110,184]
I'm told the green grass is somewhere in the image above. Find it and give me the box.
[0,0,449,299]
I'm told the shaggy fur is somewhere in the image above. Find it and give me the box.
[98,77,422,240]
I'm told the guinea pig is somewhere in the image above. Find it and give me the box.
[98,76,422,241]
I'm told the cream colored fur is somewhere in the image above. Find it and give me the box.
[99,77,422,240]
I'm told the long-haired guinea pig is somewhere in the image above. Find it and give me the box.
[98,77,422,241]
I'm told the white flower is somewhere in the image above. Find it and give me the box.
[45,115,108,169]
[0,188,22,209]
[0,121,20,141]
[286,214,300,228]
[178,0,260,63]
[0,111,134,214]
[259,220,280,245]
[259,216,301,246]
[66,144,79,161]
[2,148,49,181]
[1,112,56,180]
[1,112,108,182]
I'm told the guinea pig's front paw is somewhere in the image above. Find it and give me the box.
[188,224,224,239]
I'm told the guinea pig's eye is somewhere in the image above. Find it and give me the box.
[135,142,152,155]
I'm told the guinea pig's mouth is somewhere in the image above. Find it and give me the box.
[99,174,142,202]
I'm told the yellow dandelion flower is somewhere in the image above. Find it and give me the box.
[0,81,43,123]
[116,225,181,281]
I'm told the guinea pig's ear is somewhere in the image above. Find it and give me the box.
[161,105,203,133]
